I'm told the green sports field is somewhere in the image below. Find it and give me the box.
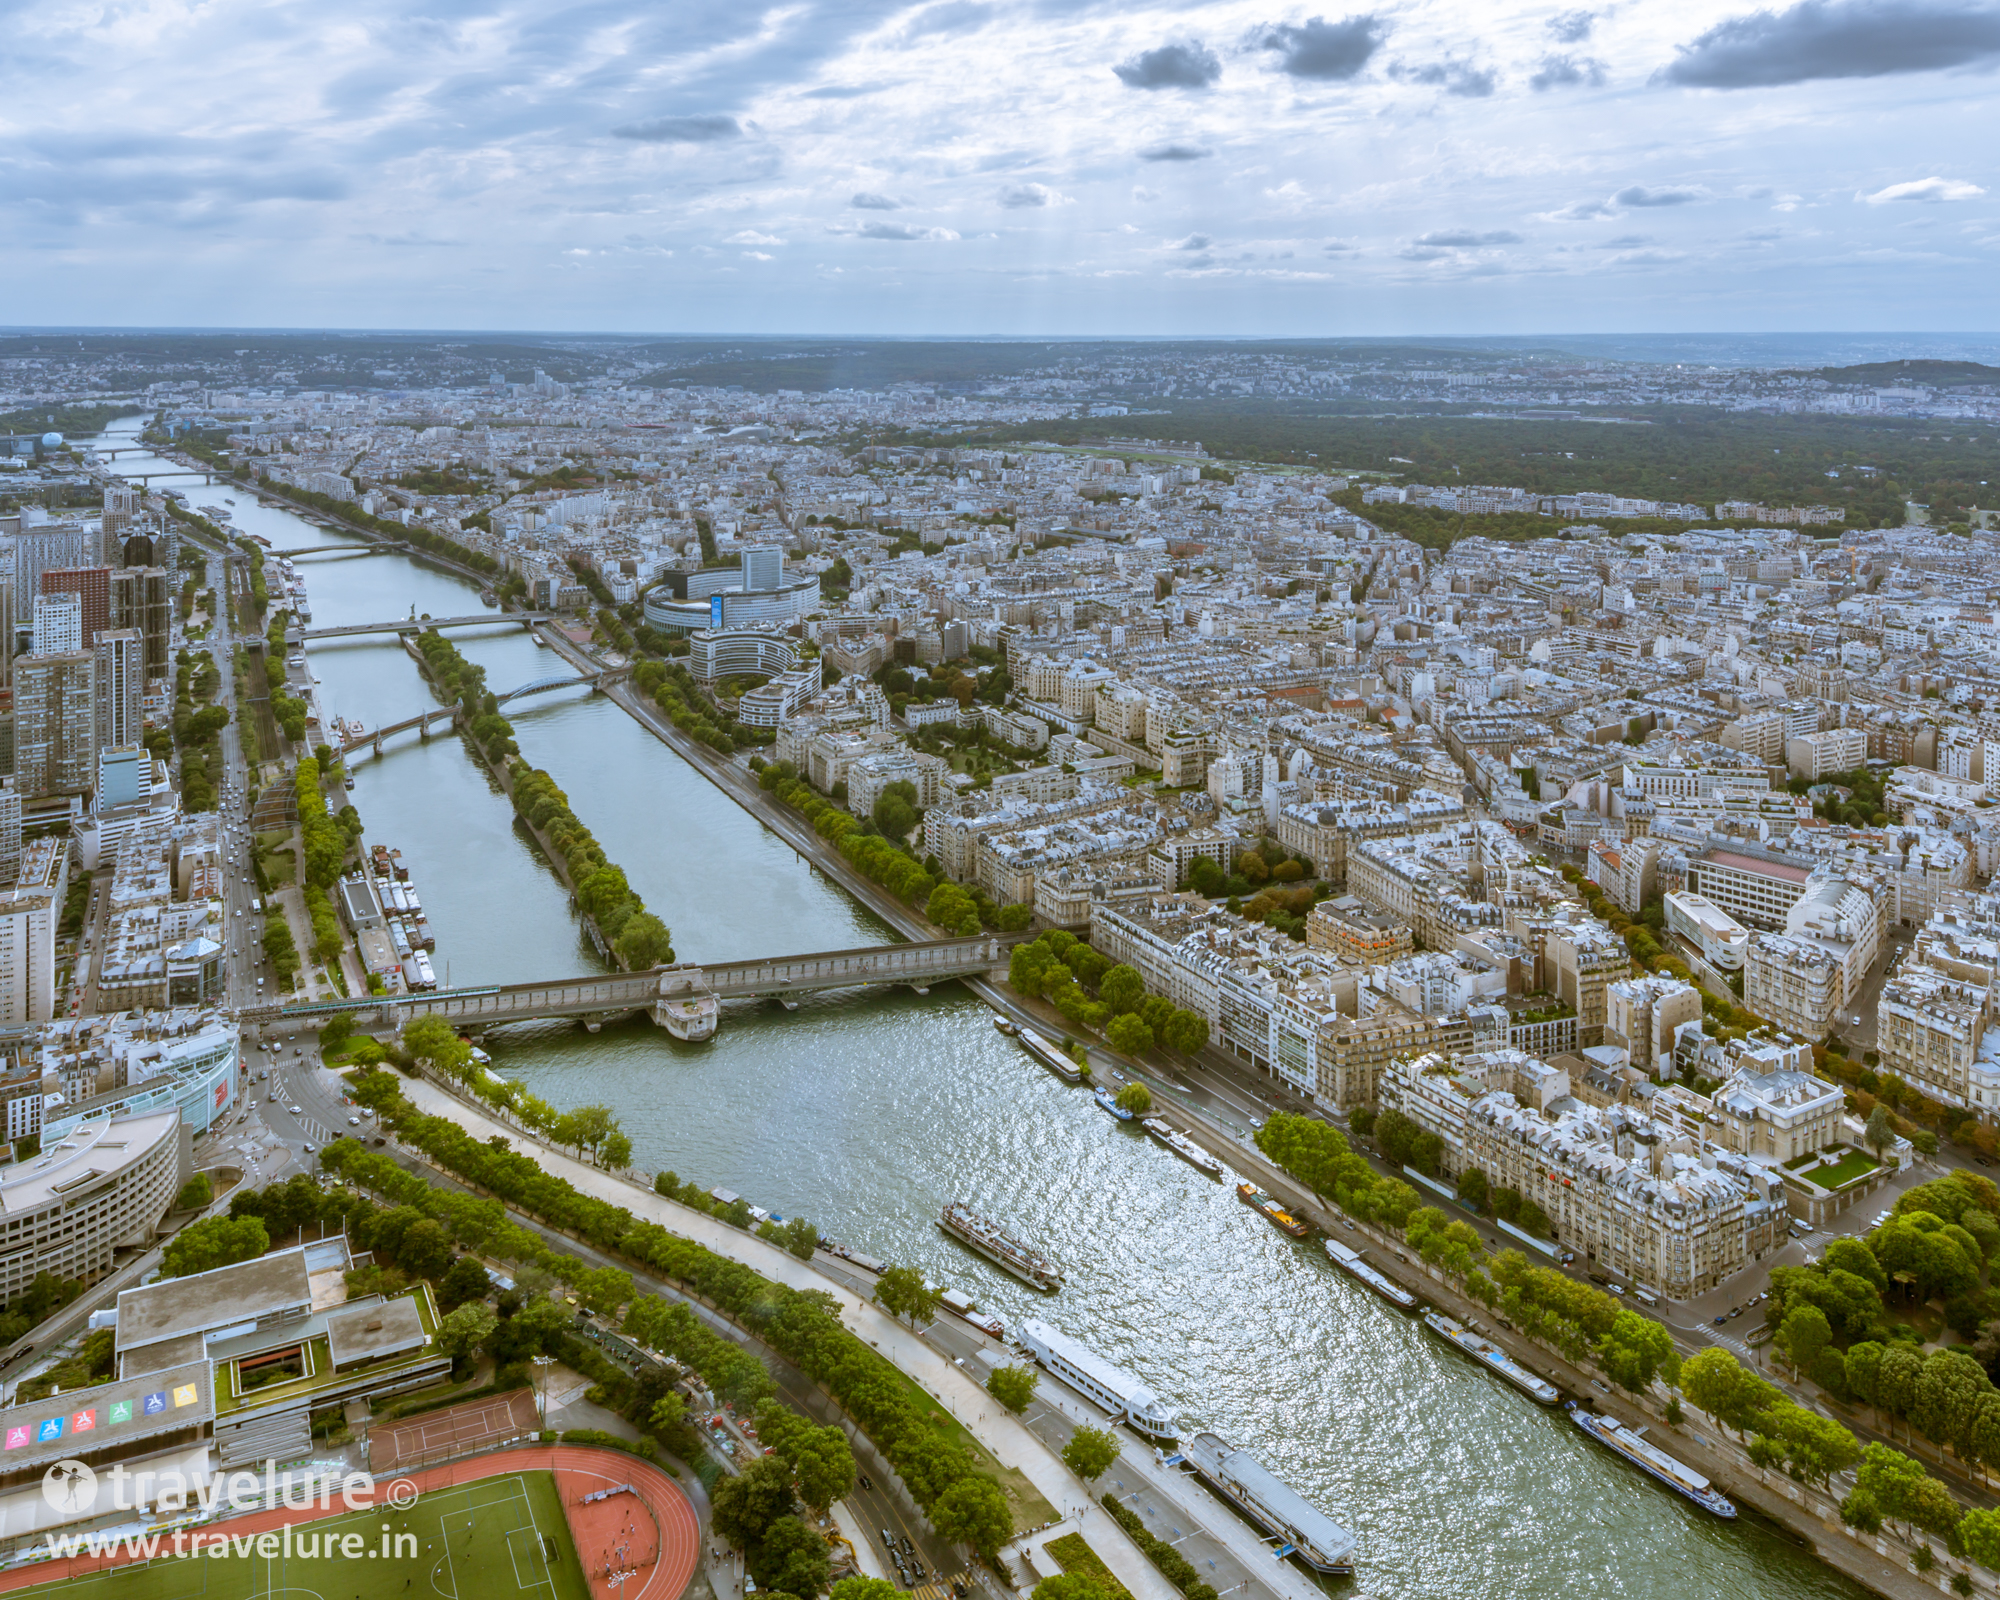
[17,1471,591,1600]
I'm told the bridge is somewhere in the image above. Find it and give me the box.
[495,667,628,707]
[292,611,554,642]
[240,936,1009,1038]
[103,469,221,484]
[272,543,410,560]
[335,706,462,758]
[335,668,628,756]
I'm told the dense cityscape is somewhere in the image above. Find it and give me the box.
[0,328,1995,1600]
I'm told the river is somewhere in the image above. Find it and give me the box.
[89,418,1864,1600]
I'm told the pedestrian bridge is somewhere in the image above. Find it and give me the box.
[241,936,1009,1037]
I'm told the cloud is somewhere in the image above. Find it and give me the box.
[725,229,785,245]
[1322,237,1358,253]
[1113,41,1223,89]
[1139,142,1214,161]
[1547,198,1617,219]
[1861,175,1988,201]
[1392,60,1498,95]
[900,1,995,40]
[1412,228,1520,246]
[804,84,889,100]
[1174,232,1213,250]
[1549,8,1597,41]
[1132,186,1160,201]
[611,114,742,143]
[850,192,901,210]
[1614,183,1705,206]
[833,220,961,241]
[1659,0,2000,88]
[999,182,1066,207]
[1530,52,1607,89]
[1259,14,1388,80]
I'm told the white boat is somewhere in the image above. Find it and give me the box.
[1140,1117,1224,1178]
[1174,1430,1357,1574]
[1323,1239,1419,1310]
[1422,1312,1559,1405]
[1568,1405,1735,1517]
[938,1288,1004,1341]
[1018,1028,1081,1083]
[1018,1318,1177,1442]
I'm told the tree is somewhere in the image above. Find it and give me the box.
[1162,1009,1209,1054]
[988,1364,1039,1413]
[600,1130,633,1171]
[781,1217,821,1260]
[162,1214,268,1277]
[1031,1580,1107,1600]
[1865,1105,1896,1159]
[931,1473,1013,1557]
[1778,1304,1834,1378]
[1106,1014,1154,1058]
[1099,964,1145,1015]
[1061,1425,1121,1482]
[1456,1168,1490,1215]
[438,1254,494,1311]
[615,913,674,970]
[174,1173,214,1212]
[1598,1310,1679,1395]
[1114,1080,1153,1115]
[712,1455,798,1551]
[438,1302,498,1362]
[752,1516,832,1599]
[874,1265,939,1327]
[397,1218,455,1280]
[831,1581,902,1600]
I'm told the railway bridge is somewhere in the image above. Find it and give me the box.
[242,936,1009,1038]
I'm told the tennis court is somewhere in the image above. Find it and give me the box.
[372,1391,542,1474]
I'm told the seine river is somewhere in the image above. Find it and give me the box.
[91,419,1862,1600]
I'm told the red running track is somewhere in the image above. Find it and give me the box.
[0,1444,701,1600]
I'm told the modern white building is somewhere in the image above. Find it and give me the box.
[0,838,68,1023]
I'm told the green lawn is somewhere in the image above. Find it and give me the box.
[1045,1533,1131,1600]
[1799,1149,1881,1190]
[862,1342,1055,1528]
[21,1471,588,1600]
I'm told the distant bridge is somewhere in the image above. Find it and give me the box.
[292,611,554,642]
[241,936,1009,1037]
[104,469,220,484]
[271,543,411,560]
[335,668,629,756]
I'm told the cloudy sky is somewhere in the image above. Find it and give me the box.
[4,0,1997,335]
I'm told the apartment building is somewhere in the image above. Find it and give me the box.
[1462,1093,1763,1298]
[0,1108,184,1301]
[1688,846,1812,930]
[0,838,69,1024]
[1710,1062,1845,1164]
[1604,975,1702,1079]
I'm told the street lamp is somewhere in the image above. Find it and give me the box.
[532,1355,555,1430]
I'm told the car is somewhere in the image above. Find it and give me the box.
[267,1092,276,1101]
[302,1143,315,1153]
[1729,1308,1745,1319]
[1980,1156,1995,1168]
[289,1104,302,1114]
[1713,1315,1727,1325]
[372,1137,387,1146]
[348,1116,360,1126]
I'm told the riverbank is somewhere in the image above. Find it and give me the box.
[387,1070,1187,1600]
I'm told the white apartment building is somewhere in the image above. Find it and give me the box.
[1689,846,1812,930]
[0,838,69,1024]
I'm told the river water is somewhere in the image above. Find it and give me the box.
[94,419,1862,1600]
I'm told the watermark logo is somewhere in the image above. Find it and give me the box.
[43,1460,97,1516]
